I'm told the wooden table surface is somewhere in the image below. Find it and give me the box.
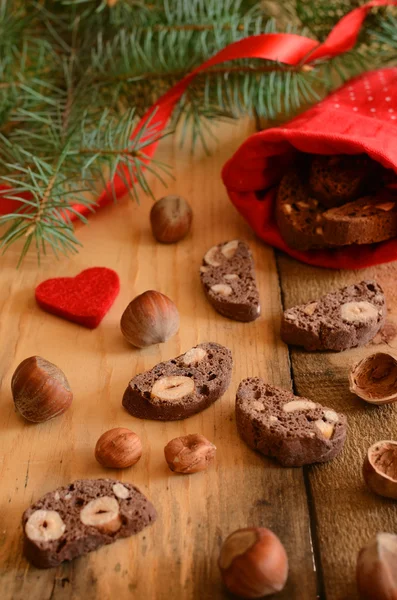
[1,119,396,600]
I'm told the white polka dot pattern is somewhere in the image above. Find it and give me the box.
[326,68,397,122]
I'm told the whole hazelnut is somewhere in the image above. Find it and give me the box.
[95,428,142,468]
[164,434,216,474]
[363,440,397,500]
[150,195,192,243]
[356,533,397,600]
[11,356,73,423]
[120,290,180,348]
[218,527,288,599]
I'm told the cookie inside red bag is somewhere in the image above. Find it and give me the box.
[223,67,397,269]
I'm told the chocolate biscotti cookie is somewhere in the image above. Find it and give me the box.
[122,342,232,420]
[236,379,347,467]
[275,169,328,250]
[200,240,260,322]
[309,154,371,208]
[323,193,397,246]
[23,479,156,568]
[281,281,386,352]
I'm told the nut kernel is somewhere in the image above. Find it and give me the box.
[283,400,316,412]
[80,497,121,533]
[112,483,130,500]
[224,274,239,281]
[376,202,395,211]
[204,246,221,267]
[25,510,66,543]
[303,302,317,316]
[315,419,334,440]
[211,284,233,297]
[151,376,195,402]
[252,401,264,411]
[341,301,378,324]
[222,240,239,259]
[182,347,207,366]
[323,410,339,423]
[285,312,297,321]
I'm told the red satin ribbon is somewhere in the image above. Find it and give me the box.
[1,0,396,217]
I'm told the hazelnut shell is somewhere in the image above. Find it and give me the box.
[363,440,397,500]
[150,195,192,243]
[95,428,142,469]
[356,533,397,600]
[120,290,180,348]
[218,527,288,598]
[349,352,397,404]
[164,434,216,474]
[11,356,72,423]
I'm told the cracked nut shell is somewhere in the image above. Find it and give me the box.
[120,290,180,348]
[363,440,397,500]
[349,352,397,404]
[356,533,397,600]
[150,195,192,243]
[164,433,216,474]
[11,356,73,423]
[218,527,288,598]
[95,428,142,469]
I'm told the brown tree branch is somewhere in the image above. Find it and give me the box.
[97,63,313,85]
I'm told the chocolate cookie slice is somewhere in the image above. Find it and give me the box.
[323,193,397,245]
[122,342,232,421]
[309,154,371,208]
[200,240,260,322]
[236,379,347,467]
[275,169,328,251]
[23,479,156,568]
[281,281,386,352]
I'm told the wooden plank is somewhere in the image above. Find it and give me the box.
[277,255,397,600]
[0,121,317,599]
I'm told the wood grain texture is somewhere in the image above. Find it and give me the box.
[277,256,397,600]
[0,121,317,599]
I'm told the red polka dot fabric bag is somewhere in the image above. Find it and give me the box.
[222,67,397,269]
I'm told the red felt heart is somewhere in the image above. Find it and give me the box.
[35,267,120,329]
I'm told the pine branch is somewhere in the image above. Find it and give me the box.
[0,108,170,262]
